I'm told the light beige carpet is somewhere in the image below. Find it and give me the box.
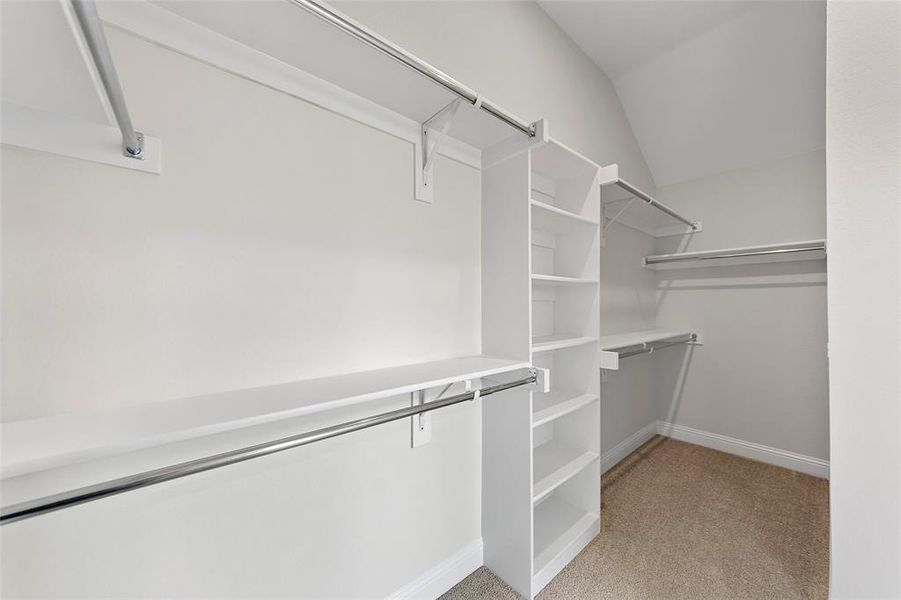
[442,436,829,600]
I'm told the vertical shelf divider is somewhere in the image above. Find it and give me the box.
[481,151,535,597]
[481,137,602,599]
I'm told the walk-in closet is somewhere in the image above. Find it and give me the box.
[1,1,899,599]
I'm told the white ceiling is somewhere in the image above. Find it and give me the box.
[539,0,826,187]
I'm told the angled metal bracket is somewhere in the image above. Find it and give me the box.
[415,98,462,203]
[603,196,637,234]
[410,377,473,448]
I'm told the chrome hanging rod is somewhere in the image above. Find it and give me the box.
[288,0,536,138]
[70,0,144,158]
[615,333,697,359]
[644,240,827,266]
[606,178,699,230]
[0,370,536,525]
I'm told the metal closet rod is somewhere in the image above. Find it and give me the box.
[70,0,144,158]
[644,241,827,266]
[609,179,699,230]
[616,333,697,359]
[289,0,536,138]
[0,370,536,525]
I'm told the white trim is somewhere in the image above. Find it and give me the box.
[386,538,483,600]
[97,0,480,175]
[1,103,162,174]
[657,421,830,479]
[601,421,658,474]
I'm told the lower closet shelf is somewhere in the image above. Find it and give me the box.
[1,354,530,479]
[533,495,600,580]
[533,441,599,502]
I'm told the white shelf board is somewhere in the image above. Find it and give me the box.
[598,329,695,370]
[533,495,599,586]
[1,355,529,478]
[532,391,599,428]
[531,274,599,286]
[645,240,827,270]
[142,1,526,152]
[602,196,698,238]
[531,199,599,233]
[532,335,599,354]
[599,329,694,351]
[599,165,699,238]
[531,138,599,183]
[532,440,599,503]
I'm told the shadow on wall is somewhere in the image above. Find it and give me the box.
[654,259,827,310]
[653,344,695,426]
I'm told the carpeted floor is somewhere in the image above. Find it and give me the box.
[441,436,829,600]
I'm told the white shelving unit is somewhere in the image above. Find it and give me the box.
[483,138,602,599]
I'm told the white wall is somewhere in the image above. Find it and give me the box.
[598,221,658,459]
[335,1,661,458]
[612,1,826,186]
[653,150,829,464]
[1,2,656,597]
[1,24,484,598]
[1,29,482,421]
[826,1,901,596]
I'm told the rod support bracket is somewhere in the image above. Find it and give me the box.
[531,367,550,393]
[124,132,145,159]
[410,389,431,448]
[415,98,462,203]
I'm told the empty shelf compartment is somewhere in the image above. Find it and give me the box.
[533,440,598,502]
[531,199,599,234]
[533,494,599,577]
[532,391,599,428]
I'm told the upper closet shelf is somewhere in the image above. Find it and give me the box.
[97,0,542,201]
[645,240,827,270]
[599,330,698,369]
[0,355,529,480]
[599,164,701,238]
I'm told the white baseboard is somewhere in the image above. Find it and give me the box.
[390,423,827,599]
[386,538,483,600]
[601,421,658,474]
[657,421,829,479]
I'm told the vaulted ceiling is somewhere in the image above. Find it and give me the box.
[539,1,826,187]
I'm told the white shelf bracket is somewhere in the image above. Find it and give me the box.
[410,389,431,447]
[534,367,551,393]
[415,98,463,203]
[603,196,637,234]
[410,376,472,447]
